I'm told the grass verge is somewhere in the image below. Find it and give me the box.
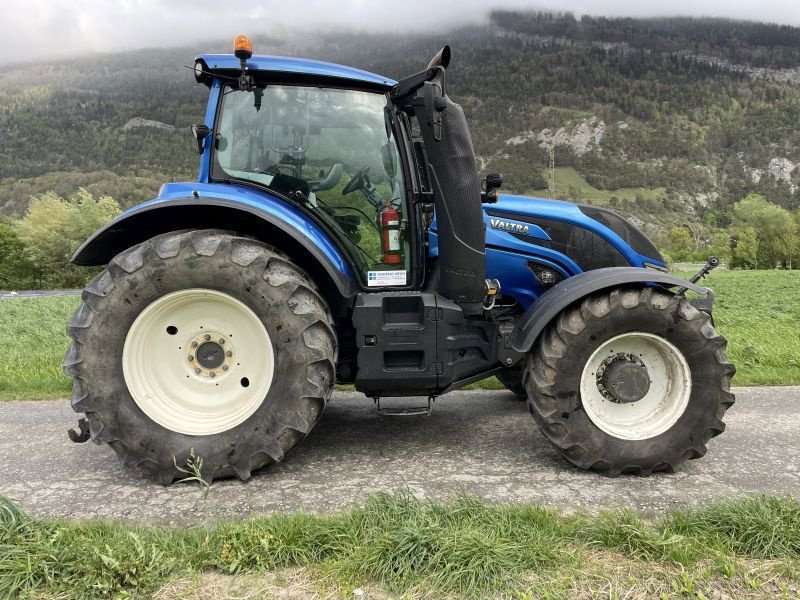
[1,492,798,599]
[1,270,798,400]
[0,296,78,400]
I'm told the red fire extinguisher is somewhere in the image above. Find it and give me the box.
[380,203,402,265]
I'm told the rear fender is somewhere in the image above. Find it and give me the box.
[72,189,359,313]
[510,267,709,353]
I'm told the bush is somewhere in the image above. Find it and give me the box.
[15,189,120,288]
[0,222,35,289]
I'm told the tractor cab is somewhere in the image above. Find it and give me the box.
[193,43,419,292]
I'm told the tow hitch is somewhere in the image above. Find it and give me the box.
[68,418,91,443]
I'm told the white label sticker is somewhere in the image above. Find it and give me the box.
[388,229,400,251]
[367,270,406,287]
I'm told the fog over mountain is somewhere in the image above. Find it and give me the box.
[2,0,800,65]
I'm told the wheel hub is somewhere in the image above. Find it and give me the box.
[197,342,224,369]
[596,353,650,404]
[188,333,233,378]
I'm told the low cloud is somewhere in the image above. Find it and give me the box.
[3,0,799,66]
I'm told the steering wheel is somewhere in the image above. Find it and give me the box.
[342,166,370,195]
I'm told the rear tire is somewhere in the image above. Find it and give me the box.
[63,230,336,483]
[526,287,735,476]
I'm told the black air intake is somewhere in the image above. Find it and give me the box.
[416,79,485,315]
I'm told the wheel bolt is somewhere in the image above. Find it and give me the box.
[194,368,201,374]
[210,372,216,378]
[204,334,211,341]
[222,365,228,371]
[219,338,225,345]
[226,351,232,357]
[191,341,198,348]
[188,356,194,362]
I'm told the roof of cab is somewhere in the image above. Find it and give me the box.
[196,53,397,90]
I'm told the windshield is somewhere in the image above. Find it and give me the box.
[214,85,410,287]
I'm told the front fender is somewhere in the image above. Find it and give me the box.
[73,183,359,301]
[510,267,710,353]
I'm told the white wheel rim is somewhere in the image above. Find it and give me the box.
[123,289,274,436]
[579,332,691,441]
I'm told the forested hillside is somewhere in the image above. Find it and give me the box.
[2,11,799,242]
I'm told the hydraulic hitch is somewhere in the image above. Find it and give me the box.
[675,256,719,296]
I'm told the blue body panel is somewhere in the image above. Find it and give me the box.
[197,54,397,89]
[430,193,666,309]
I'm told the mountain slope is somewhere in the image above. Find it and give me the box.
[1,11,799,238]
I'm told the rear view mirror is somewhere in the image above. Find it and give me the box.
[191,124,211,155]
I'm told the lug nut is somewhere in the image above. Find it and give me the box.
[219,338,225,345]
[204,334,211,341]
[210,372,216,378]
[191,341,198,348]
[222,365,228,371]
[194,368,201,374]
[226,351,232,357]
[188,356,194,362]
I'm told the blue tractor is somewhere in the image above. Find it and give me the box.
[64,39,734,483]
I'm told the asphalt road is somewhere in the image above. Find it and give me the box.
[0,289,81,298]
[1,387,798,524]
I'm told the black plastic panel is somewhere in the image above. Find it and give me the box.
[352,292,440,395]
[416,82,486,314]
[352,292,514,397]
[578,205,664,263]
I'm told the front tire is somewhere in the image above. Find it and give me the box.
[496,367,527,399]
[63,230,336,483]
[526,287,735,476]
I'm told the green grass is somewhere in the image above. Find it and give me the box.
[685,270,800,386]
[0,296,78,400]
[1,270,798,400]
[531,166,669,205]
[1,491,799,599]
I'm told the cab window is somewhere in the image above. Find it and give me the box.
[214,85,411,287]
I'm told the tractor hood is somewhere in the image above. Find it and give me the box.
[430,193,666,273]
[482,194,666,270]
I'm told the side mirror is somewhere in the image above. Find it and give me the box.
[482,173,503,204]
[191,124,211,155]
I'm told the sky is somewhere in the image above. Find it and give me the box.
[1,0,799,66]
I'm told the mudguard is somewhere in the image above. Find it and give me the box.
[510,267,710,353]
[72,183,359,301]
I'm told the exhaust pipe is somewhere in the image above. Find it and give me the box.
[415,47,486,315]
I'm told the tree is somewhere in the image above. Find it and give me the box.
[731,227,758,269]
[732,194,794,268]
[0,222,36,289]
[667,226,694,262]
[686,222,707,251]
[787,210,800,270]
[15,189,120,288]
[708,231,731,265]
